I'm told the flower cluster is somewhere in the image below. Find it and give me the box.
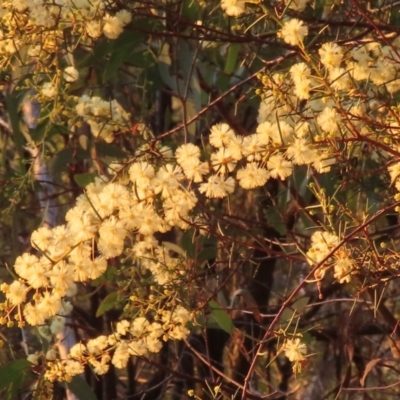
[23,305,191,382]
[0,163,196,334]
[0,0,131,56]
[307,231,339,265]
[278,19,309,46]
[221,0,246,16]
[283,337,308,374]
[75,96,131,143]
[174,118,333,198]
[306,231,356,283]
[283,337,307,362]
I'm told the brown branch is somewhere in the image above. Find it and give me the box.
[241,199,400,399]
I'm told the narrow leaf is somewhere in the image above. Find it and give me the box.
[78,39,110,69]
[291,297,309,315]
[264,207,287,236]
[181,229,196,259]
[96,291,119,317]
[208,300,234,334]
[74,173,97,187]
[66,376,98,400]
[5,92,25,165]
[103,48,132,81]
[95,142,128,159]
[0,359,32,400]
[224,44,240,75]
[279,297,309,326]
[51,148,88,176]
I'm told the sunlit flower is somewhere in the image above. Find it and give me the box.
[290,62,311,83]
[69,343,87,360]
[319,42,344,69]
[270,121,294,145]
[267,154,293,180]
[199,175,235,198]
[278,19,308,46]
[103,14,124,39]
[176,144,201,168]
[14,253,39,280]
[181,159,209,182]
[283,338,307,362]
[5,281,29,306]
[293,78,311,100]
[286,138,317,165]
[221,0,246,16]
[211,148,236,174]
[209,123,235,148]
[237,162,269,189]
[36,292,62,318]
[317,107,341,134]
[351,45,373,64]
[64,66,79,82]
[41,82,58,99]
[129,161,155,187]
[329,67,351,91]
[332,247,355,284]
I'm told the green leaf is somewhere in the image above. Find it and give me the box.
[50,147,89,176]
[181,231,218,264]
[96,291,119,317]
[279,307,295,327]
[219,75,230,93]
[5,92,25,167]
[129,49,154,68]
[198,235,218,264]
[95,142,128,159]
[77,288,99,303]
[182,0,202,21]
[30,118,68,143]
[181,229,196,259]
[74,172,97,187]
[192,313,220,330]
[279,297,310,326]
[103,49,132,81]
[0,359,32,400]
[208,300,234,334]
[224,44,240,75]
[66,376,98,400]
[198,246,218,265]
[91,266,118,287]
[302,332,313,345]
[102,30,145,81]
[197,238,218,264]
[78,39,111,69]
[264,207,287,236]
[291,297,309,315]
